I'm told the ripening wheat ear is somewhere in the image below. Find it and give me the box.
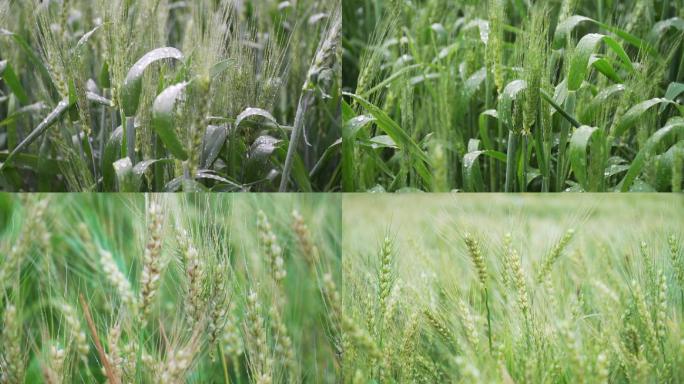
[292,210,320,268]
[536,228,575,283]
[140,198,166,324]
[244,290,273,384]
[0,304,24,384]
[175,225,204,326]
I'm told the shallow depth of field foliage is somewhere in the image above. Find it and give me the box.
[343,0,684,192]
[0,194,341,383]
[0,0,341,192]
[342,194,684,382]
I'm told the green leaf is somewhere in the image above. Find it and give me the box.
[103,126,124,191]
[345,92,432,186]
[498,80,526,131]
[0,61,29,104]
[613,98,675,137]
[649,17,684,42]
[0,99,70,172]
[567,33,633,91]
[201,125,228,168]
[580,84,625,122]
[553,15,657,57]
[463,149,506,192]
[235,107,279,130]
[121,47,183,116]
[620,117,684,191]
[342,103,375,191]
[151,82,189,160]
[569,125,597,188]
[113,157,136,192]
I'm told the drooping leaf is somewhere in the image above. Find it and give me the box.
[567,33,633,91]
[103,126,124,191]
[498,80,526,130]
[613,98,675,137]
[620,117,684,191]
[121,47,183,116]
[0,99,70,172]
[151,82,189,160]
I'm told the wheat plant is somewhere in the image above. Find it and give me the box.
[0,0,341,192]
[343,0,684,192]
[0,193,341,383]
[341,193,684,382]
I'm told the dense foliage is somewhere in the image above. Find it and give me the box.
[343,0,684,192]
[0,0,341,192]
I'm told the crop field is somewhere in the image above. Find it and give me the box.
[341,194,684,382]
[343,0,684,192]
[0,194,341,383]
[0,0,341,192]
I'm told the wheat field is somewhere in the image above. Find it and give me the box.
[343,0,684,192]
[341,194,684,383]
[0,0,341,192]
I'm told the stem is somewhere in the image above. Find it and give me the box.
[505,131,518,192]
[79,294,121,384]
[485,65,495,191]
[521,132,528,192]
[219,344,231,384]
[124,115,136,164]
[280,91,314,192]
[484,288,492,353]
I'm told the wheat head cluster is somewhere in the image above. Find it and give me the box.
[341,195,684,383]
[0,194,341,383]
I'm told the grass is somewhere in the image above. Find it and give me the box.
[0,193,341,383]
[342,0,684,192]
[341,193,684,382]
[0,0,341,192]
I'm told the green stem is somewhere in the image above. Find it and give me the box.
[123,115,136,164]
[505,131,518,192]
[219,344,231,384]
[280,90,314,192]
[521,133,528,192]
[484,288,492,353]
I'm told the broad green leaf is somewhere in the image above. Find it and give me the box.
[345,92,432,186]
[201,125,228,168]
[567,33,633,91]
[553,15,657,56]
[498,80,526,131]
[620,117,684,191]
[342,107,375,191]
[465,67,487,97]
[589,56,621,83]
[463,19,489,45]
[613,98,675,137]
[113,157,136,192]
[478,109,498,150]
[121,47,183,116]
[151,82,189,160]
[649,17,684,41]
[103,126,124,191]
[569,125,605,190]
[235,107,279,130]
[580,84,625,122]
[0,61,29,104]
[463,149,506,192]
